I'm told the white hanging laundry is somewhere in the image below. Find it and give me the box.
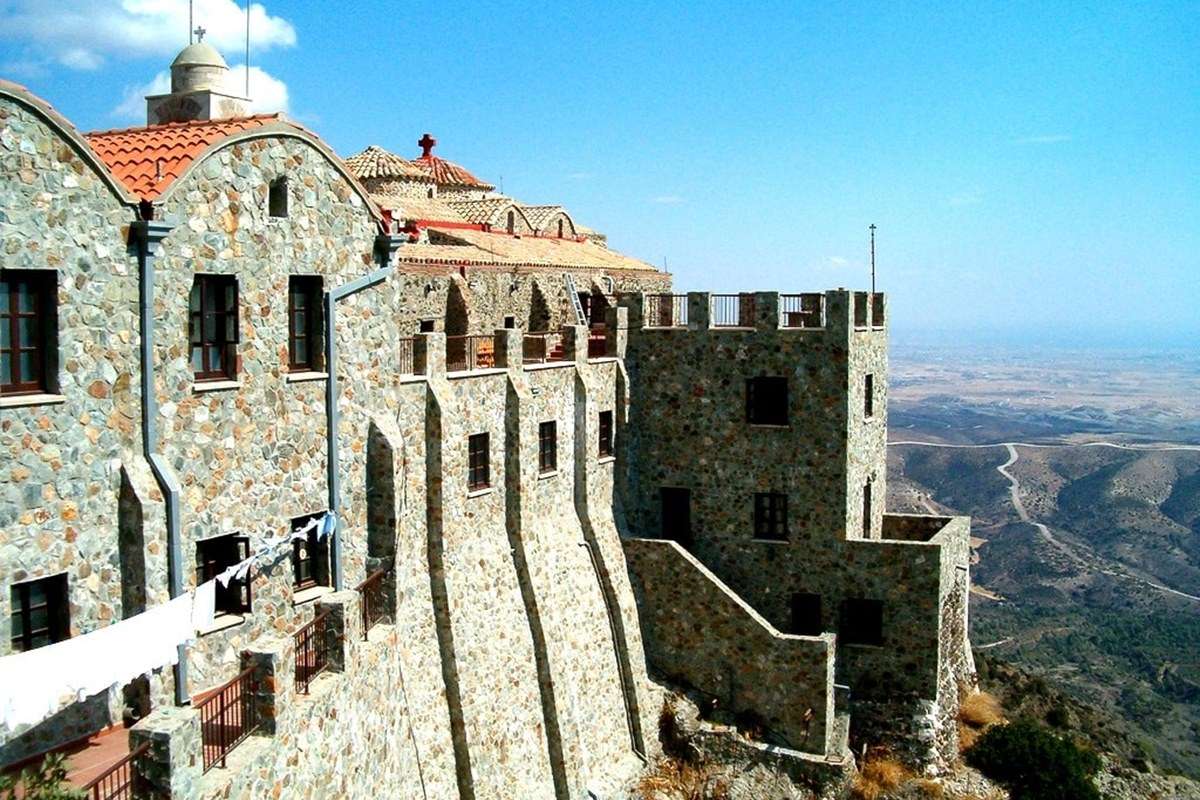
[0,587,206,733]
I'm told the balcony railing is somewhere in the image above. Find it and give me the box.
[356,567,390,639]
[780,293,825,328]
[644,294,687,328]
[522,331,565,364]
[199,666,259,772]
[294,609,336,695]
[398,337,415,375]
[82,741,160,800]
[710,294,756,328]
[446,335,496,372]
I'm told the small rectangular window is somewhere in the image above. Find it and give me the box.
[598,410,614,458]
[789,593,822,636]
[1,270,57,396]
[864,374,874,418]
[196,534,252,615]
[288,276,324,372]
[504,315,516,329]
[9,574,69,652]
[840,598,883,646]
[468,432,490,490]
[269,178,288,218]
[419,319,436,333]
[660,487,692,547]
[189,275,239,381]
[746,376,788,425]
[538,421,557,474]
[753,492,789,540]
[862,480,873,538]
[291,513,329,590]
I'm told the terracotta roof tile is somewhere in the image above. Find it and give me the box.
[85,114,283,200]
[410,154,493,189]
[410,226,656,272]
[343,145,427,180]
[445,198,518,225]
[518,205,566,230]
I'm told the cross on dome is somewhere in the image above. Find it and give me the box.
[194,25,206,42]
[418,133,437,158]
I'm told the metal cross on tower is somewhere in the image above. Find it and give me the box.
[869,223,877,294]
[418,133,437,158]
[194,26,206,43]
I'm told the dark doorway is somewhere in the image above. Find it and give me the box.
[660,487,692,547]
[789,593,822,636]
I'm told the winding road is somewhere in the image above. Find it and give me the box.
[888,438,1200,604]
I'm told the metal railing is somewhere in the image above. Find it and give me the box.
[356,567,390,639]
[522,331,565,364]
[780,293,825,328]
[82,741,160,800]
[644,294,688,328]
[446,334,495,372]
[199,666,259,772]
[294,609,335,695]
[871,293,885,328]
[710,294,756,327]
[398,337,415,375]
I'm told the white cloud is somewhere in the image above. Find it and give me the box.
[651,194,685,205]
[828,256,849,267]
[566,171,593,180]
[1013,134,1071,144]
[0,0,296,71]
[112,63,288,121]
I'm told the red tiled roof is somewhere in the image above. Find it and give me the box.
[410,154,492,188]
[85,115,283,200]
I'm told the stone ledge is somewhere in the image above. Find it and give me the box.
[285,370,328,384]
[0,392,66,409]
[193,379,243,394]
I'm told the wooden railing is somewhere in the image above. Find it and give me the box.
[446,334,495,372]
[356,567,390,639]
[398,337,415,375]
[779,293,825,328]
[82,741,160,800]
[522,331,565,364]
[644,294,688,328]
[710,294,756,327]
[294,609,335,695]
[198,666,259,772]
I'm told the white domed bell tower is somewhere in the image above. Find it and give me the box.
[146,36,249,125]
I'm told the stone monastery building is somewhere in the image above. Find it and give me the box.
[0,37,973,800]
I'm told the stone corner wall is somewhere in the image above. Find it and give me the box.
[623,536,836,757]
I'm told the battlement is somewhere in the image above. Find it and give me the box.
[620,289,887,333]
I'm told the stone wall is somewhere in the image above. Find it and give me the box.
[625,536,836,756]
[621,290,972,765]
[0,88,148,760]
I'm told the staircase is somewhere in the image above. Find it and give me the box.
[564,273,588,326]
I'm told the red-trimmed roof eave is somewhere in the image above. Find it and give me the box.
[410,154,492,188]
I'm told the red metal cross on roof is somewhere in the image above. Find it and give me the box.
[418,133,437,158]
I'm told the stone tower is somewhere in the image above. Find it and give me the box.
[145,40,249,125]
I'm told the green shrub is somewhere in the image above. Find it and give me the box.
[966,718,1101,800]
[0,753,84,800]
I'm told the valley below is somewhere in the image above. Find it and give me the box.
[886,343,1200,779]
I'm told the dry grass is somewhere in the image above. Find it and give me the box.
[959,692,1004,729]
[909,778,944,798]
[635,757,729,800]
[851,754,914,800]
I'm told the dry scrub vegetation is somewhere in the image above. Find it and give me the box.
[851,753,914,799]
[634,757,730,800]
[958,691,1005,751]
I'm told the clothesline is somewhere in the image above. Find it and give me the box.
[0,512,335,734]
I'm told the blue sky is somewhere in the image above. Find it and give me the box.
[2,1,1196,345]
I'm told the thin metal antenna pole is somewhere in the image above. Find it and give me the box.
[245,2,251,98]
[869,223,877,294]
[189,1,194,43]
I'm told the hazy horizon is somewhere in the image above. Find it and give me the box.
[2,1,1195,342]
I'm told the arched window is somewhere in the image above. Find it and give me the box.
[557,219,564,238]
[506,210,515,234]
[268,178,288,218]
[427,187,435,199]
